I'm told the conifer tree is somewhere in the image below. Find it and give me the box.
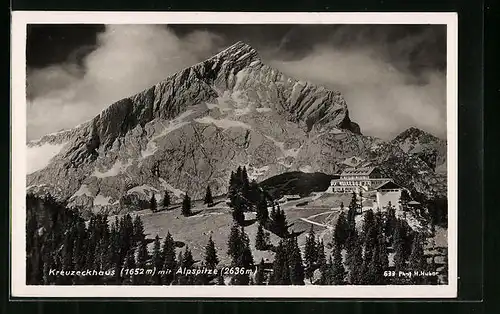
[231,228,254,285]
[333,211,349,248]
[239,227,254,268]
[362,236,375,267]
[377,230,389,271]
[270,240,290,285]
[109,221,122,284]
[204,185,214,207]
[235,166,243,185]
[317,240,328,285]
[26,195,38,250]
[273,205,288,237]
[279,258,292,285]
[204,235,219,268]
[162,232,177,285]
[288,237,305,285]
[346,230,363,284]
[399,189,411,211]
[177,251,183,268]
[42,250,57,285]
[248,180,261,205]
[393,220,406,273]
[123,248,137,285]
[304,225,318,280]
[255,223,268,251]
[62,230,74,271]
[270,203,278,222]
[385,202,397,245]
[28,233,44,285]
[182,194,192,217]
[150,194,157,212]
[72,218,87,270]
[151,235,162,285]
[361,209,375,243]
[59,231,74,285]
[331,243,346,285]
[227,223,241,261]
[228,171,237,201]
[119,214,134,264]
[178,246,195,285]
[241,166,250,198]
[84,218,98,272]
[163,190,171,209]
[99,237,113,279]
[182,245,195,268]
[230,195,245,225]
[365,245,384,285]
[401,220,414,259]
[136,240,148,269]
[136,240,149,285]
[408,233,427,284]
[347,192,358,233]
[256,197,269,224]
[255,258,266,285]
[133,215,145,245]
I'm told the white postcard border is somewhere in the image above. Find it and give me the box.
[10,11,458,298]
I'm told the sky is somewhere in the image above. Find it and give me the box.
[26,24,447,141]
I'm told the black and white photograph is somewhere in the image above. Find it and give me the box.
[11,12,458,298]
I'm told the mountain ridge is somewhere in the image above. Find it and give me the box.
[26,42,446,213]
[28,41,359,147]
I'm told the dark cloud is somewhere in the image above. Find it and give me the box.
[27,24,105,69]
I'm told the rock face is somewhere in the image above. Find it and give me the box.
[26,42,446,214]
[391,127,447,174]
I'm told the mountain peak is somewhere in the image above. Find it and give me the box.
[209,41,260,64]
[392,126,444,152]
[394,127,437,140]
[218,41,258,55]
[406,126,426,133]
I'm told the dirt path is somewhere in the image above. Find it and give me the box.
[299,217,332,230]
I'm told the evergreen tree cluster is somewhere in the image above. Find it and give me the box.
[329,202,435,285]
[27,180,441,287]
[26,193,221,285]
[267,202,289,238]
[26,194,150,285]
[227,166,263,225]
[150,190,172,213]
[255,222,271,251]
[317,189,438,286]
[268,237,305,285]
[227,166,290,238]
[226,224,254,285]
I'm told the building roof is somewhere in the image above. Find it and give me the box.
[341,167,376,176]
[408,200,421,205]
[373,180,401,190]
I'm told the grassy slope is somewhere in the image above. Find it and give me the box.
[118,193,447,271]
[125,196,339,266]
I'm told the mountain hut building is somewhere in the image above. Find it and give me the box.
[328,167,391,193]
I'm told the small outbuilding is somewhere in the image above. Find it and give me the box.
[373,180,403,211]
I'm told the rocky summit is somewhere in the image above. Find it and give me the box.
[26,42,446,214]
